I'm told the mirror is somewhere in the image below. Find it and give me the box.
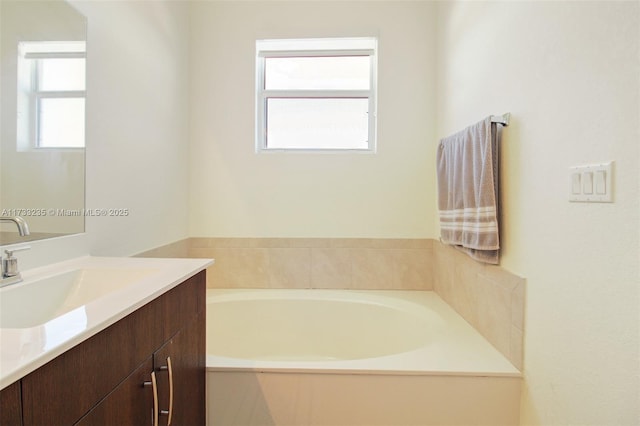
[0,0,86,245]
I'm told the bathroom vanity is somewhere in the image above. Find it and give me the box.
[0,256,212,426]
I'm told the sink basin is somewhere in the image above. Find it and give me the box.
[0,268,158,328]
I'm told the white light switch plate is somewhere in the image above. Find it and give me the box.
[569,161,613,203]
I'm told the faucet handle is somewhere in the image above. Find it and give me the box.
[2,246,30,279]
[4,246,31,258]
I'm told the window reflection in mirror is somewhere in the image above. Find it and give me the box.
[17,41,86,150]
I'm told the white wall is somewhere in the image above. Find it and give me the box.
[188,1,437,238]
[70,0,191,256]
[436,2,639,425]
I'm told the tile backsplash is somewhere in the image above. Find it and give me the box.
[137,237,525,370]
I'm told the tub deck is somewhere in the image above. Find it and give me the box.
[206,289,520,378]
[205,289,521,426]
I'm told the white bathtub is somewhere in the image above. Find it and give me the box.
[206,289,521,425]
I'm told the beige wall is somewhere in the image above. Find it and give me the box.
[70,0,191,256]
[188,1,437,239]
[436,2,639,425]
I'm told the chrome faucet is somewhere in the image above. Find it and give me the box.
[1,216,31,287]
[0,216,30,236]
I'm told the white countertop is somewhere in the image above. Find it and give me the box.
[0,256,213,390]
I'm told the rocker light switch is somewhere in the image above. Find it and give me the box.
[595,170,606,194]
[582,172,593,194]
[569,161,614,203]
[571,173,581,194]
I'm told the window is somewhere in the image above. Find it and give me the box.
[256,38,377,152]
[17,41,86,150]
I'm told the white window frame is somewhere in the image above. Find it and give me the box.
[255,37,378,153]
[17,42,86,151]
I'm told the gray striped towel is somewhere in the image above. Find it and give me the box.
[437,116,500,264]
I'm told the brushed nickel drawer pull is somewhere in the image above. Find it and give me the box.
[158,356,174,425]
[167,356,174,425]
[150,371,159,426]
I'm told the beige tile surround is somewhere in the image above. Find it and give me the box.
[188,238,434,291]
[433,242,526,370]
[137,237,525,370]
[135,239,190,258]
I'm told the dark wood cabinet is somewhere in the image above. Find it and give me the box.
[75,358,155,426]
[0,381,22,425]
[1,270,205,426]
[77,314,205,426]
[153,316,205,426]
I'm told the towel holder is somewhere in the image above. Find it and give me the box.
[490,113,510,126]
[438,113,510,149]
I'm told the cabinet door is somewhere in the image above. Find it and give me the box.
[74,357,154,426]
[0,381,22,426]
[154,315,205,426]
